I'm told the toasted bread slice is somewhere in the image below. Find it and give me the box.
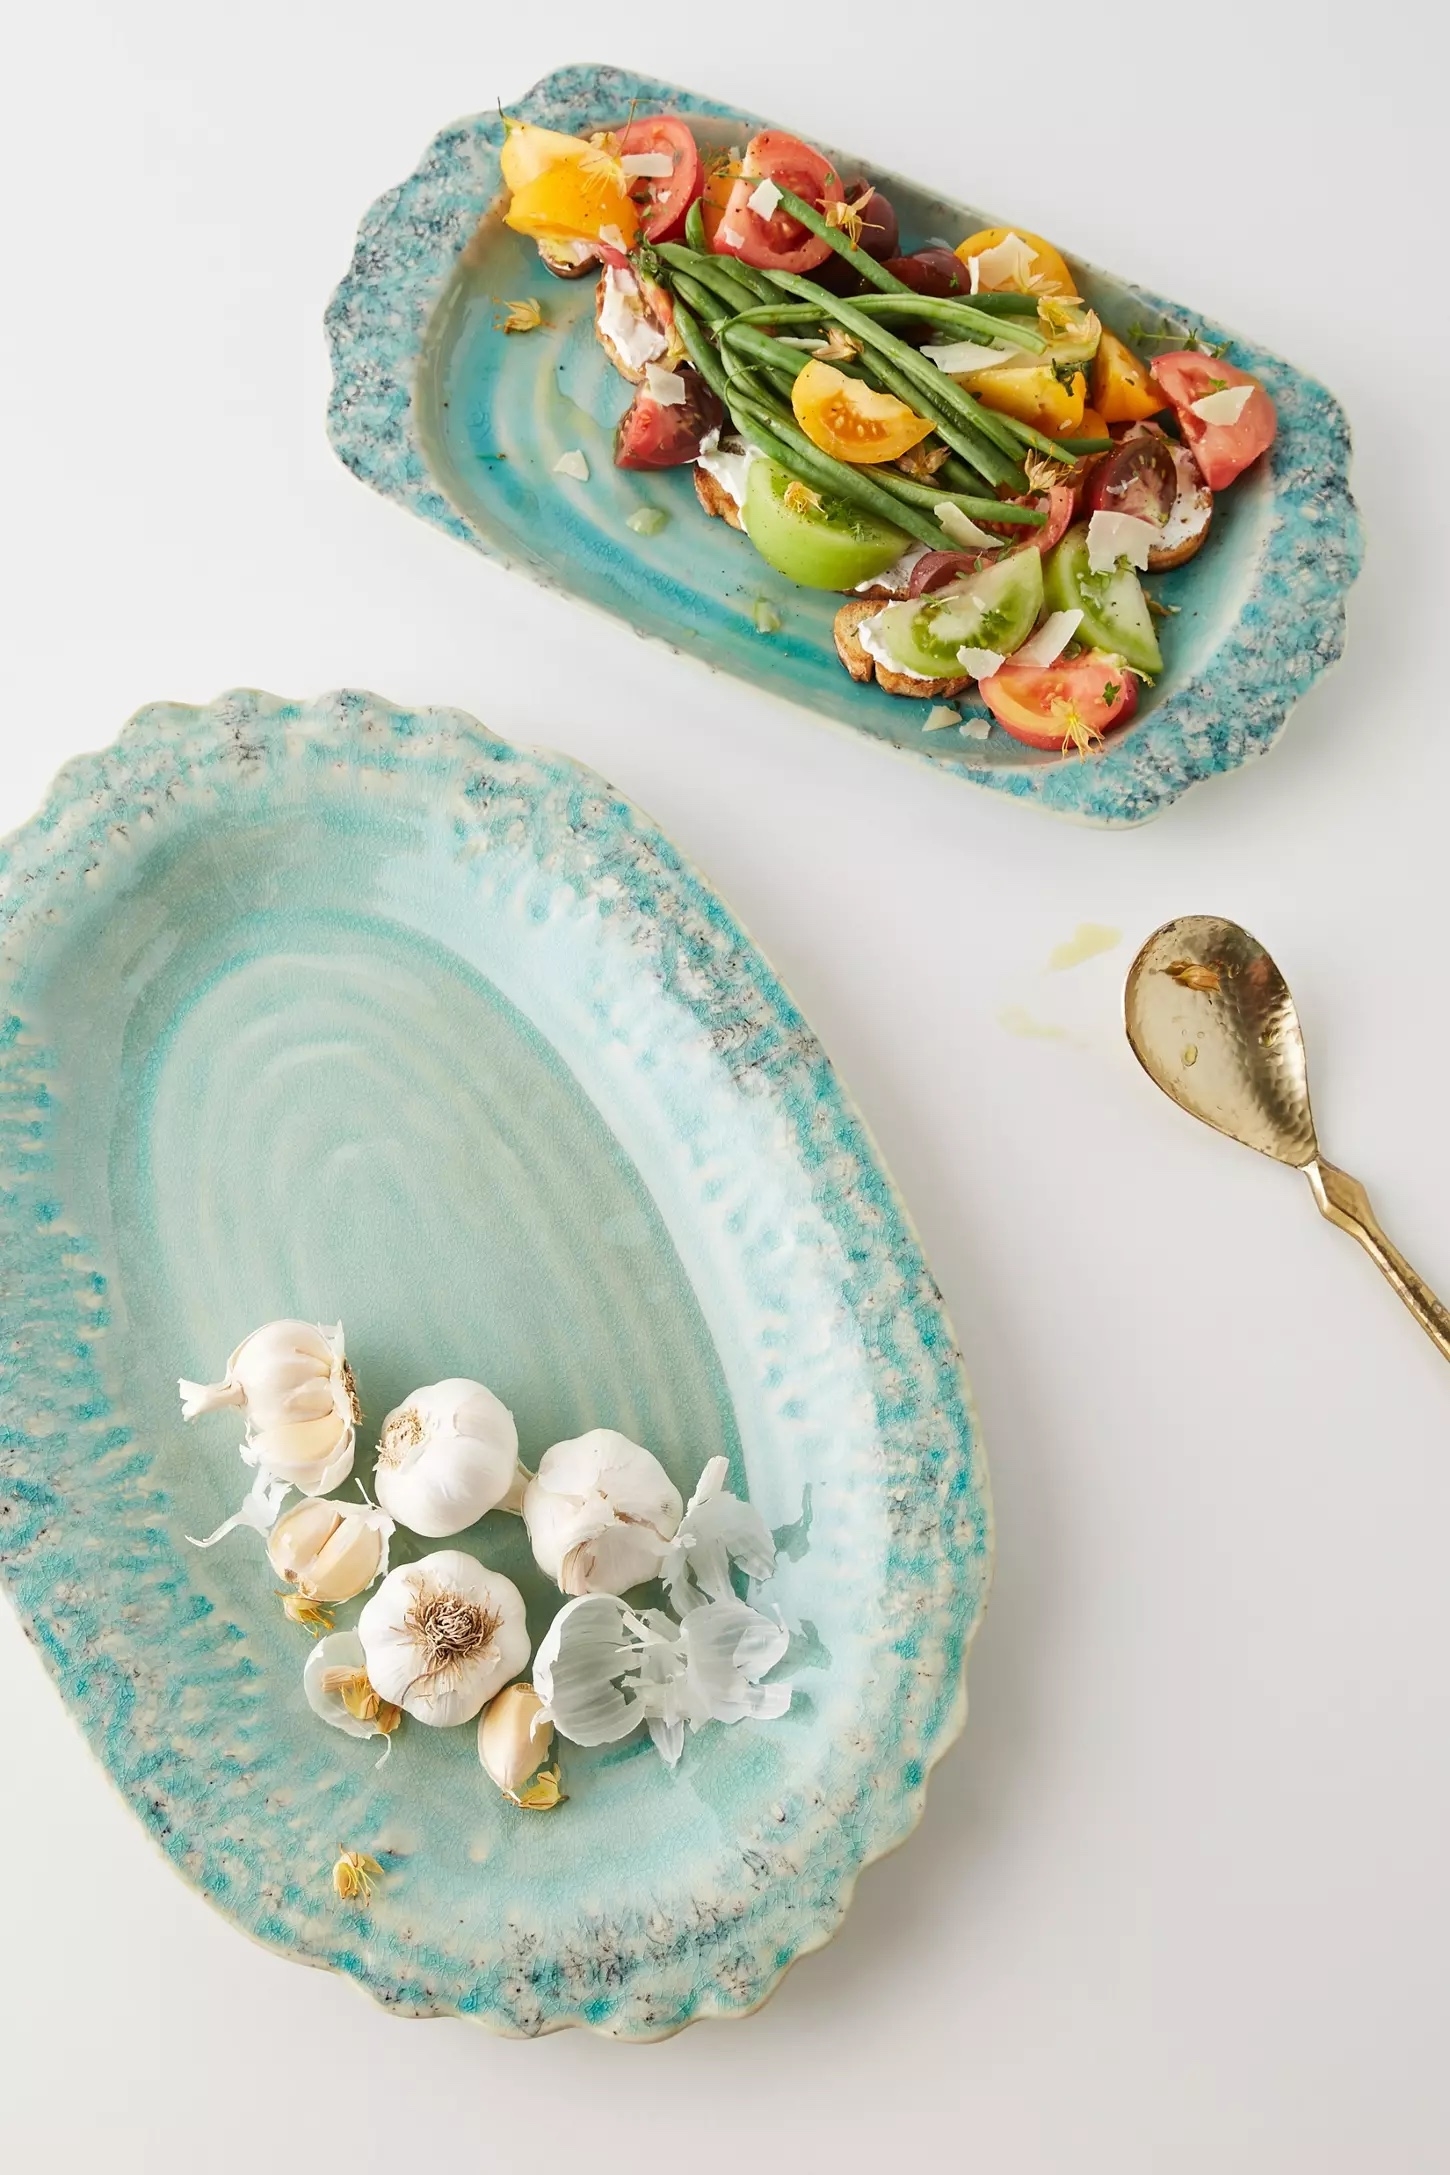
[694,464,746,531]
[833,600,970,698]
[1148,442,1213,570]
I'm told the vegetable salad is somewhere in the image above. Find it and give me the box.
[499,113,1277,754]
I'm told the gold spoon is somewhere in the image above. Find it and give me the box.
[1124,914,1450,1365]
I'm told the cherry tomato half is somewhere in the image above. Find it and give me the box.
[1150,353,1276,490]
[617,116,703,244]
[979,648,1138,752]
[955,226,1077,298]
[714,130,844,273]
[791,359,932,465]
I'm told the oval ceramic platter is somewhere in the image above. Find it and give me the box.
[0,688,989,2039]
[325,64,1361,827]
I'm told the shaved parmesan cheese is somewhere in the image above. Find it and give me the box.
[922,337,1029,376]
[972,232,1038,292]
[957,647,1006,680]
[1013,609,1082,668]
[553,449,590,482]
[924,705,961,731]
[748,178,782,220]
[598,265,668,373]
[967,256,982,294]
[935,503,1002,550]
[1086,510,1160,574]
[1188,383,1256,426]
[960,713,993,741]
[645,363,687,407]
[598,224,628,253]
[621,152,674,178]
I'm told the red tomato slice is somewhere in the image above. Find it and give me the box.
[1149,353,1276,490]
[979,648,1138,752]
[713,130,844,272]
[617,116,703,244]
[614,369,723,470]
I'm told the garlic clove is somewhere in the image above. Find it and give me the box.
[373,1378,520,1538]
[478,1682,560,1806]
[522,1429,682,1596]
[304,1632,401,1741]
[358,1549,530,1728]
[268,1498,343,1582]
[246,1412,356,1494]
[267,1495,392,1604]
[307,1516,387,1603]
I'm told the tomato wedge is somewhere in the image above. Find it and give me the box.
[1150,353,1276,490]
[978,649,1138,752]
[792,359,932,464]
[614,368,722,469]
[713,130,844,272]
[617,116,703,244]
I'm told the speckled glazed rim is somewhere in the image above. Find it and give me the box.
[324,62,1363,826]
[0,688,992,2038]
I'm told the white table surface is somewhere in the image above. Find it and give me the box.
[3,4,1447,2165]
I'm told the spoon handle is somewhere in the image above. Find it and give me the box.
[1306,1160,1450,1365]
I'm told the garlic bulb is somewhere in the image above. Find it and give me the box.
[358,1549,529,1727]
[478,1683,563,1809]
[523,1429,683,1596]
[267,1495,393,1604]
[373,1378,521,1538]
[180,1319,359,1494]
[304,1631,402,1745]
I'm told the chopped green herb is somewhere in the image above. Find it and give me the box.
[753,598,784,634]
[627,505,669,537]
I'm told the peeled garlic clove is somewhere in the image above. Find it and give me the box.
[373,1379,521,1538]
[358,1549,530,1728]
[267,1496,393,1604]
[303,1631,401,1741]
[522,1429,683,1596]
[246,1411,356,1494]
[478,1682,557,1803]
[180,1319,356,1431]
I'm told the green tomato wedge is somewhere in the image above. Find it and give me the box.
[871,549,1045,679]
[1044,523,1162,676]
[743,459,910,591]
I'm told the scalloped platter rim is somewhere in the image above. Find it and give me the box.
[0,687,991,2039]
[324,63,1362,826]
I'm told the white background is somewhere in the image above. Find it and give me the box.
[2,4,1447,2167]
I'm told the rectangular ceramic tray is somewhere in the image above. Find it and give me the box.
[324,66,1361,823]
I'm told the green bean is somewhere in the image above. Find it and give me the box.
[866,468,1038,521]
[842,340,1025,489]
[655,241,778,307]
[757,269,1042,469]
[949,290,1041,316]
[767,187,915,296]
[670,269,729,330]
[727,294,1046,350]
[670,298,734,408]
[1056,436,1113,455]
[867,470,1045,524]
[726,392,944,547]
[656,246,760,320]
[980,405,1087,464]
[721,321,815,382]
[683,198,708,254]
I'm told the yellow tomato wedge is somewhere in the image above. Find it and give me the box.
[974,364,1086,434]
[1092,330,1166,422]
[1066,405,1109,441]
[504,138,640,251]
[500,121,593,193]
[792,359,933,464]
[955,226,1078,299]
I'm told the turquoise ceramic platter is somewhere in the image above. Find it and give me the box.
[0,688,989,2038]
[325,64,1361,826]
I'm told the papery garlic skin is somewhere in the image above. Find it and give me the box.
[523,1429,683,1596]
[478,1683,555,1798]
[373,1378,520,1538]
[660,1455,777,1615]
[303,1631,399,1743]
[358,1549,530,1728]
[267,1496,393,1603]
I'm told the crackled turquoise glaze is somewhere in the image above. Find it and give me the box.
[325,64,1361,825]
[0,690,989,2037]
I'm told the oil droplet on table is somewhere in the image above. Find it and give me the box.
[1046,922,1122,972]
